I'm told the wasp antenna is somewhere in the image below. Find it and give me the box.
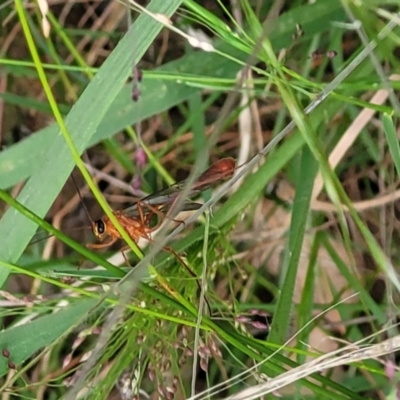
[70,173,94,226]
[29,233,54,246]
[28,224,90,247]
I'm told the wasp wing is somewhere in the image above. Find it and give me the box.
[124,199,203,218]
[122,177,212,217]
[122,158,235,217]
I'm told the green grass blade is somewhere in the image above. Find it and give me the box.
[0,0,183,275]
[0,298,97,378]
[0,188,124,277]
[0,0,347,189]
[383,113,400,177]
[268,146,318,344]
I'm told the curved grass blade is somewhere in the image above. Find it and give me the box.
[0,1,347,189]
[0,298,98,379]
[0,188,124,277]
[0,0,183,284]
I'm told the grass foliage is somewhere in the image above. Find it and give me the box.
[1,0,400,399]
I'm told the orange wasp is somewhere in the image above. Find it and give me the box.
[87,157,236,256]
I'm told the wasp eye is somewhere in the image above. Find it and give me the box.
[95,219,105,235]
